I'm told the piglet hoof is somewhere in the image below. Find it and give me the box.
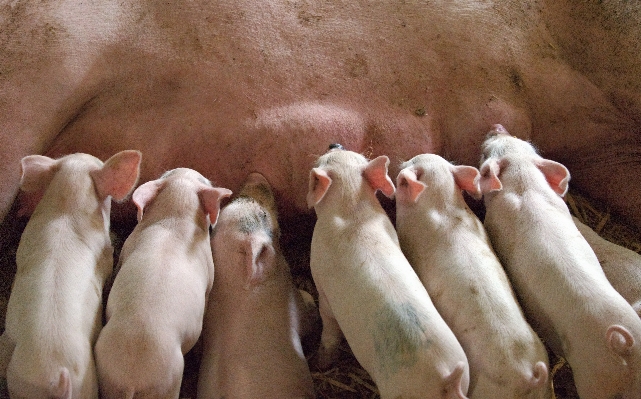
[298,290,321,339]
[607,324,635,359]
[312,344,340,371]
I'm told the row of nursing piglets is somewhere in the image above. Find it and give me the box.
[2,123,641,399]
[307,126,641,399]
[0,151,318,398]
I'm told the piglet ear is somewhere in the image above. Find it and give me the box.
[479,159,503,195]
[363,155,395,198]
[452,165,481,200]
[19,155,58,193]
[307,168,332,208]
[246,242,276,287]
[91,150,142,201]
[132,180,164,222]
[535,159,570,197]
[396,169,427,204]
[199,187,232,226]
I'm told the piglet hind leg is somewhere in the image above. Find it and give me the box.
[297,289,321,341]
[313,287,344,370]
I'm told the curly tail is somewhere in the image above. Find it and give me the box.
[607,324,635,358]
[529,361,549,389]
[444,361,470,399]
[51,368,71,399]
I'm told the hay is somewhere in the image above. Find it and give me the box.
[0,190,638,398]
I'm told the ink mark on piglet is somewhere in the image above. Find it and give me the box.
[373,302,431,378]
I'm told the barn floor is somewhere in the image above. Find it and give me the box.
[1,190,639,398]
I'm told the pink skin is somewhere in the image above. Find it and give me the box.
[198,173,316,399]
[0,151,142,399]
[308,149,469,399]
[479,128,641,399]
[1,1,641,239]
[94,168,231,399]
[395,153,551,399]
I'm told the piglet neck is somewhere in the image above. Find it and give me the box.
[140,188,210,232]
[315,181,383,218]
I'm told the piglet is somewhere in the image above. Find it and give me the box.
[395,153,551,399]
[307,147,470,399]
[0,150,142,399]
[94,168,231,399]
[197,172,316,399]
[479,125,641,399]
[573,216,641,318]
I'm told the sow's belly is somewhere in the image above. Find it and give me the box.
[44,92,447,220]
[27,0,634,222]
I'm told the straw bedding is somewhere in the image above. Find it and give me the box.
[0,189,638,399]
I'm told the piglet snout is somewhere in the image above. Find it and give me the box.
[486,124,510,138]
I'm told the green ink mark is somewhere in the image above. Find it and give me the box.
[373,302,431,378]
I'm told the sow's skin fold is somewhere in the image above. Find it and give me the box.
[0,151,142,399]
[197,172,317,399]
[94,168,231,399]
[479,125,641,399]
[307,147,470,399]
[395,153,551,399]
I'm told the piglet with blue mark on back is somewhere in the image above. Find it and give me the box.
[395,153,552,399]
[307,146,470,399]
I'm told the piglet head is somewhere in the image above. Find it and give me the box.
[397,155,480,204]
[480,126,570,198]
[132,169,231,224]
[307,152,395,208]
[18,150,141,217]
